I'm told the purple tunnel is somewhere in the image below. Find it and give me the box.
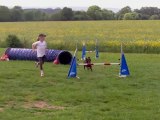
[5,48,72,64]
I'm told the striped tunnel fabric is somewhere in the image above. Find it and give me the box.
[5,48,72,64]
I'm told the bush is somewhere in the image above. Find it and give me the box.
[6,34,23,48]
[150,15,159,20]
[123,12,140,20]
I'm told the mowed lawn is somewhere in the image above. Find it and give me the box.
[0,48,160,120]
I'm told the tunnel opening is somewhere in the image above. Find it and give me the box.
[58,51,72,64]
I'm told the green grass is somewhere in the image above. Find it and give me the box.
[0,48,160,120]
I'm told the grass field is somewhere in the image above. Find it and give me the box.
[0,48,160,120]
[0,21,160,53]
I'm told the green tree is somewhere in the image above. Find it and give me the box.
[0,6,11,21]
[87,5,102,20]
[123,12,140,20]
[73,11,89,20]
[24,11,34,21]
[61,7,73,20]
[34,10,43,21]
[11,6,24,21]
[150,15,159,20]
[135,7,160,20]
[102,9,115,20]
[116,6,132,20]
[50,12,62,21]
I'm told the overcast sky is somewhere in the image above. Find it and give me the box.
[1,0,160,9]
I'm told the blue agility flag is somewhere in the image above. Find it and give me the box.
[95,45,99,59]
[119,52,130,77]
[81,45,86,60]
[95,39,99,59]
[67,56,77,78]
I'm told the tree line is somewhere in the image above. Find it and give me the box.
[0,5,160,22]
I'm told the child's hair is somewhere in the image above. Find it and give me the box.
[37,37,40,41]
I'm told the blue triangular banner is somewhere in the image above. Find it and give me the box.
[81,45,86,60]
[67,56,77,78]
[120,53,130,77]
[95,46,99,59]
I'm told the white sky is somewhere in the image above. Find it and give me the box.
[0,0,160,9]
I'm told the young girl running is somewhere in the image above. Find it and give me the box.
[32,34,47,77]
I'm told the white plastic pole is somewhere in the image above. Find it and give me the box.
[78,63,120,66]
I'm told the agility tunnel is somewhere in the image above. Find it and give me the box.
[5,48,72,64]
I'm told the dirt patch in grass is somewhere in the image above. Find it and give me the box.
[23,101,64,110]
[0,108,4,112]
[5,101,15,108]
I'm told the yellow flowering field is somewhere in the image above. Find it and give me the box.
[0,20,160,53]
